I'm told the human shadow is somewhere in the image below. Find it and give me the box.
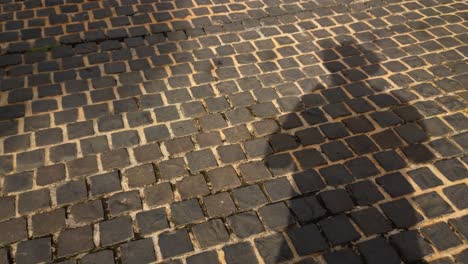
[0,1,466,263]
[257,40,463,264]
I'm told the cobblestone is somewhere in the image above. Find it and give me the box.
[57,226,94,257]
[358,237,401,264]
[121,239,156,264]
[69,200,104,225]
[81,250,115,264]
[0,0,466,262]
[99,216,134,247]
[16,237,51,264]
[159,229,193,258]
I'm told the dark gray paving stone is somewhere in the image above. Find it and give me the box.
[192,219,230,248]
[255,233,293,264]
[159,229,193,258]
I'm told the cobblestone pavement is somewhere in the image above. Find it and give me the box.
[0,0,467,263]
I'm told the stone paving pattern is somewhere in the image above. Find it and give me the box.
[0,0,467,263]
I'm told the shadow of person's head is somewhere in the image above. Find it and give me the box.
[266,39,384,174]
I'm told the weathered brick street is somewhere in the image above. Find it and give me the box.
[0,0,467,263]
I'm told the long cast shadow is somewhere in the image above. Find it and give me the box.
[261,40,451,264]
